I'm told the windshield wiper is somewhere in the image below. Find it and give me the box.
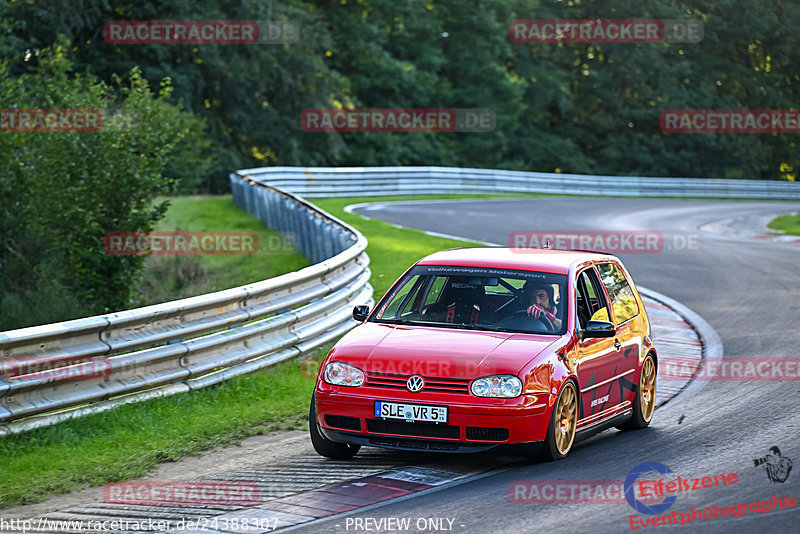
[376,318,418,325]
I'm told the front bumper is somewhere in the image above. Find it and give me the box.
[314,386,552,452]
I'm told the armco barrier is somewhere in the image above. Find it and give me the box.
[235,166,800,200]
[0,178,372,435]
[1,166,795,435]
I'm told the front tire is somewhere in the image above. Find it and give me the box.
[538,381,578,461]
[309,395,361,459]
[618,353,656,431]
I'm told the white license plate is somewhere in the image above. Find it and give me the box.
[374,401,448,423]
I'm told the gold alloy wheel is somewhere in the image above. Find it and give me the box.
[555,383,577,455]
[640,356,656,421]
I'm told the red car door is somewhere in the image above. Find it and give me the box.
[595,261,642,407]
[574,267,621,426]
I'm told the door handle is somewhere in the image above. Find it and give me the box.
[614,340,622,350]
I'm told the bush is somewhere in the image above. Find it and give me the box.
[0,39,212,329]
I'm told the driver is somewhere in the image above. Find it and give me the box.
[523,281,562,330]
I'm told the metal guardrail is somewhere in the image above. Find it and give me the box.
[0,177,373,435]
[236,165,799,200]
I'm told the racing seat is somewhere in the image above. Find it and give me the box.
[423,279,494,325]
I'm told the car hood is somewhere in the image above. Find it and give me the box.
[333,322,558,378]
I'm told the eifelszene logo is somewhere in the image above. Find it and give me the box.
[754,446,792,483]
[625,462,677,515]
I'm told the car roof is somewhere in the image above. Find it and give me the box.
[415,247,618,275]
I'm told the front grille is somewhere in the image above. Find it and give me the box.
[325,415,361,431]
[366,372,471,394]
[369,437,460,451]
[366,419,460,439]
[466,426,510,441]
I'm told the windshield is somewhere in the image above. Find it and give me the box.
[372,265,567,335]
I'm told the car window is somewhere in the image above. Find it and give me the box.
[423,276,446,306]
[581,271,597,301]
[576,282,588,329]
[577,270,598,314]
[485,282,512,294]
[576,268,611,328]
[596,263,639,325]
[379,274,421,319]
[372,265,568,335]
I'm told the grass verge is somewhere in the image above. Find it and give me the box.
[136,195,308,306]
[768,212,800,235]
[0,194,482,508]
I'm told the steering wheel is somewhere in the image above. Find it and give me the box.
[498,309,554,332]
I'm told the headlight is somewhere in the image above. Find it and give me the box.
[323,362,365,387]
[470,375,523,398]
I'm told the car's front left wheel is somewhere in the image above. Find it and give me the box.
[309,395,361,459]
[538,381,577,461]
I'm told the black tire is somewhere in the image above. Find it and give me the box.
[537,381,578,461]
[618,353,656,431]
[309,395,361,459]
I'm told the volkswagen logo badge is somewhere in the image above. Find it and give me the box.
[406,375,425,392]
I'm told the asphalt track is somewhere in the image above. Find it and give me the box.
[287,197,800,534]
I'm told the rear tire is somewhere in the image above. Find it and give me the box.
[618,353,656,431]
[537,381,578,461]
[309,395,361,459]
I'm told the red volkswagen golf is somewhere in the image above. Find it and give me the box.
[310,248,657,461]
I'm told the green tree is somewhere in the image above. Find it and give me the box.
[2,0,798,187]
[0,40,207,329]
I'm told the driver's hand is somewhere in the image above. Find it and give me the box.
[527,304,557,324]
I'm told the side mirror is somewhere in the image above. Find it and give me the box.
[352,305,370,322]
[579,320,616,340]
